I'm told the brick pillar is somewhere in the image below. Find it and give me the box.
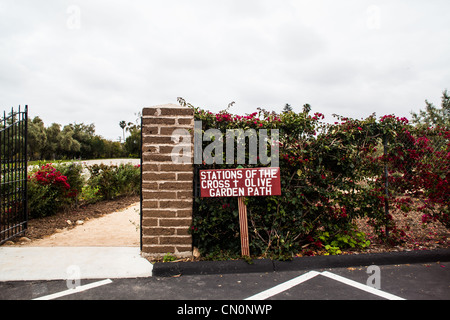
[141,104,194,258]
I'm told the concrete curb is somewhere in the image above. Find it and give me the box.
[152,248,450,277]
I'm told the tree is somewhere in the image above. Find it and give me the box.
[119,121,127,143]
[43,123,61,159]
[12,114,137,160]
[27,117,47,160]
[67,122,96,158]
[59,125,81,158]
[123,113,141,158]
[283,103,293,113]
[41,123,80,159]
[124,128,141,158]
[90,135,106,159]
[411,90,450,128]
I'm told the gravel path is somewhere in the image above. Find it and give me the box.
[23,202,141,247]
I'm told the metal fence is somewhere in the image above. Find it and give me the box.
[1,106,28,245]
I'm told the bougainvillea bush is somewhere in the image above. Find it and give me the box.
[187,101,449,260]
[379,120,450,230]
[27,163,79,219]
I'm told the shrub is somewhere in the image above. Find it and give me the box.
[53,162,85,202]
[85,163,140,200]
[115,163,141,196]
[86,164,119,200]
[27,163,77,218]
[380,123,450,230]
[80,185,102,204]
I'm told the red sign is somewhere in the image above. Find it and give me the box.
[200,167,281,198]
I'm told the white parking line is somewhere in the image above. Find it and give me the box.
[245,271,406,300]
[320,271,405,300]
[33,279,113,300]
[245,271,321,300]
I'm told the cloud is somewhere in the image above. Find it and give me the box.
[1,1,449,140]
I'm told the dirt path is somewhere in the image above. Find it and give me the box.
[14,201,141,247]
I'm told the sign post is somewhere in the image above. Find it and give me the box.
[237,196,250,257]
[199,167,281,257]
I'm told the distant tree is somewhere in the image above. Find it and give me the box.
[19,115,137,160]
[67,122,95,158]
[302,104,312,114]
[58,125,81,159]
[283,103,293,113]
[104,139,125,158]
[43,123,61,159]
[27,117,47,160]
[40,123,80,159]
[124,128,141,158]
[90,135,106,159]
[123,113,141,158]
[411,90,450,128]
[119,120,127,143]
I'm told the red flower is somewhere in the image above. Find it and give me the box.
[31,164,73,193]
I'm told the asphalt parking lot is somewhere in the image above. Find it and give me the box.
[1,261,448,301]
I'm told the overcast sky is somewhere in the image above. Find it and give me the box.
[1,1,449,140]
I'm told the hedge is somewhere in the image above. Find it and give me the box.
[188,104,450,260]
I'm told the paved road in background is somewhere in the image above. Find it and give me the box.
[29,159,140,171]
[73,159,140,166]
[29,158,140,169]
[1,262,448,300]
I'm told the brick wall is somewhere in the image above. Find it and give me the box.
[141,104,194,258]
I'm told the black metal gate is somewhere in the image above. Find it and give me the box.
[1,106,28,245]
